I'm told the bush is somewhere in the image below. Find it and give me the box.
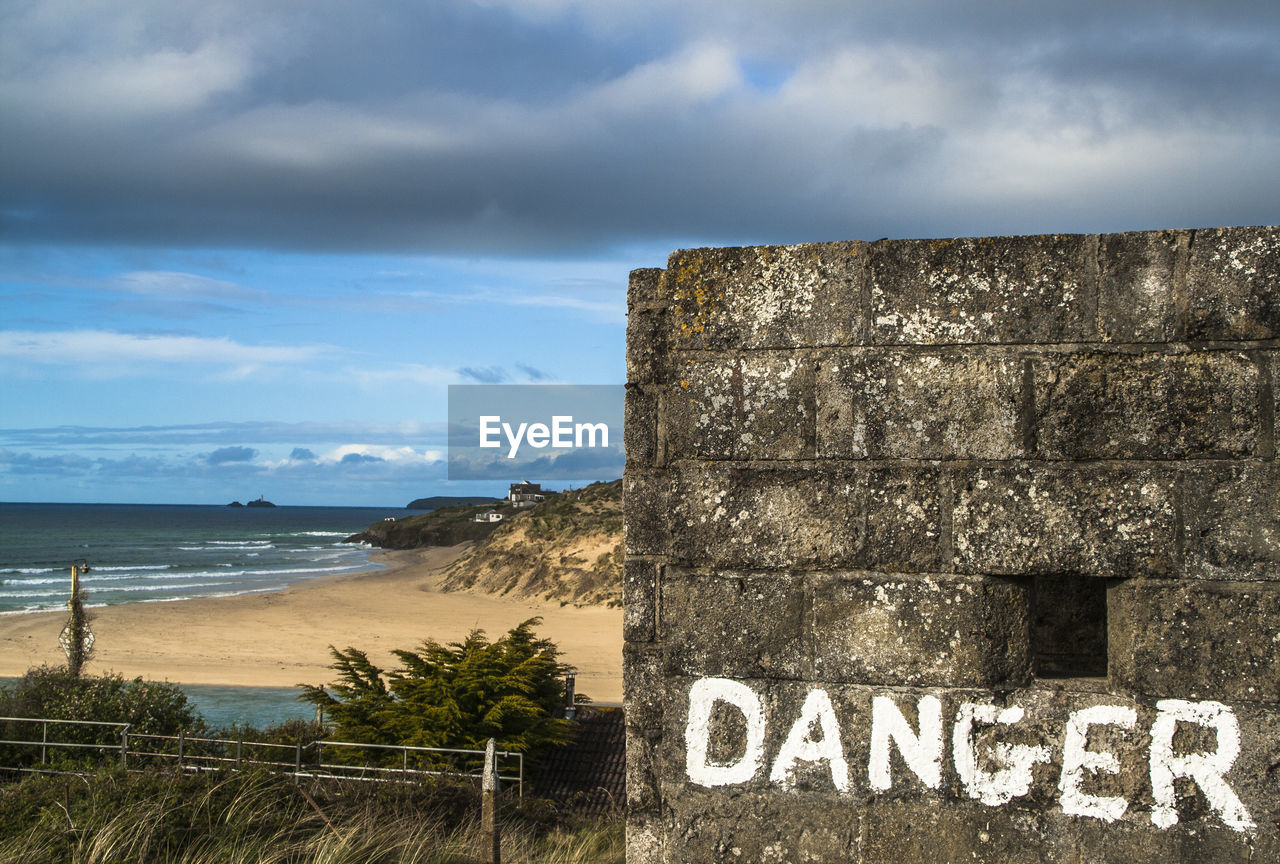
[300,618,578,770]
[0,667,206,770]
[0,667,204,735]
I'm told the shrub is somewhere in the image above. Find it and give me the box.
[0,667,206,770]
[0,666,204,735]
[299,618,578,770]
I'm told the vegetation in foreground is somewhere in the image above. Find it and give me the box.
[0,620,614,862]
[0,768,623,864]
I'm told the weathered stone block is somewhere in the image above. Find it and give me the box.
[1182,462,1280,581]
[664,352,815,460]
[1269,350,1278,457]
[1033,351,1262,459]
[1185,225,1280,340]
[624,645,665,731]
[624,469,671,557]
[669,463,941,571]
[858,803,1058,864]
[810,573,1031,688]
[860,800,1275,864]
[664,242,868,350]
[623,559,658,643]
[626,726,662,810]
[868,233,1097,345]
[817,348,1024,459]
[952,465,1178,577]
[624,383,658,468]
[627,267,668,384]
[1097,229,1185,343]
[625,812,664,864]
[863,465,945,572]
[665,790,864,863]
[1110,581,1280,702]
[628,266,664,309]
[660,570,808,679]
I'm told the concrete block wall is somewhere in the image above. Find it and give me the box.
[624,227,1280,863]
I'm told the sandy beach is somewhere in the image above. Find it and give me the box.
[0,545,624,703]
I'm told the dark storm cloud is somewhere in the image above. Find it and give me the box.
[2,0,1277,256]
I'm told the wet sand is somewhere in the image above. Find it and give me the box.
[0,545,624,703]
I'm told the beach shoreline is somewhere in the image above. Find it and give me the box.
[0,544,624,703]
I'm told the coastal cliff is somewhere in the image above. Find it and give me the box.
[344,503,509,549]
[440,480,622,607]
[347,480,623,606]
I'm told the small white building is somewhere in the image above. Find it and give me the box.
[473,510,504,523]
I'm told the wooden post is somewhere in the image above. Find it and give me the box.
[481,738,501,864]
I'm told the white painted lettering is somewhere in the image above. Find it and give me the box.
[685,678,766,787]
[1058,705,1136,822]
[869,695,943,791]
[953,703,1051,806]
[1149,699,1254,832]
[769,689,849,792]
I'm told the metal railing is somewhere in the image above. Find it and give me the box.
[0,716,523,797]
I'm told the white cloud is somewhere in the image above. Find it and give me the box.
[0,330,327,376]
[320,444,445,465]
[112,271,263,302]
[345,363,466,389]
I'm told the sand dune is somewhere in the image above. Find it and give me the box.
[0,545,623,703]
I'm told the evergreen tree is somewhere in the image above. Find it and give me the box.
[299,618,578,767]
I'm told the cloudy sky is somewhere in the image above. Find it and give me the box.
[2,0,1278,506]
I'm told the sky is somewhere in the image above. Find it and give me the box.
[2,0,1278,506]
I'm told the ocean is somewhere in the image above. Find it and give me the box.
[0,502,409,615]
[0,501,413,727]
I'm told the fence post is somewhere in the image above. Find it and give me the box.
[178,728,185,770]
[236,730,243,768]
[295,740,302,776]
[120,725,129,770]
[41,720,47,766]
[481,738,500,864]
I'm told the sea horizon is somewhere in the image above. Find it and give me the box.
[0,502,407,615]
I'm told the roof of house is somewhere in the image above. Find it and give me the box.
[534,705,625,817]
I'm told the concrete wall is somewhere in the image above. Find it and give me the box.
[624,227,1279,863]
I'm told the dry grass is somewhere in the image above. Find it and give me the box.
[0,769,624,864]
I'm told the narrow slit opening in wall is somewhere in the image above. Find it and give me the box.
[1030,574,1109,678]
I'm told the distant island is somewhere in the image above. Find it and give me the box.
[242,496,276,508]
[227,501,243,508]
[406,495,501,510]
